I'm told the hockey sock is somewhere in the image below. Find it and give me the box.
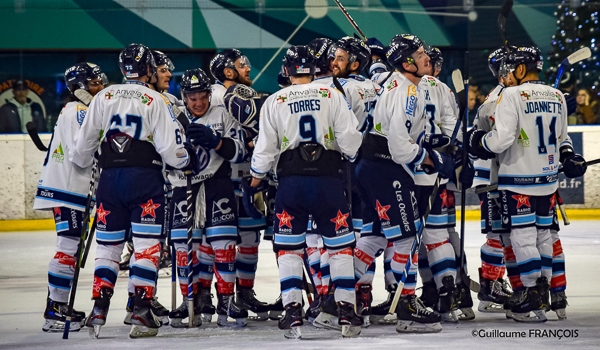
[353,235,386,284]
[537,227,553,281]
[277,249,304,306]
[306,242,323,295]
[320,248,331,295]
[236,230,260,288]
[423,227,456,288]
[93,243,123,298]
[48,236,79,303]
[549,230,566,293]
[391,237,418,296]
[480,233,506,281]
[130,237,161,297]
[383,241,396,286]
[173,242,200,295]
[328,247,355,304]
[510,227,541,288]
[213,240,236,295]
[197,242,215,289]
[417,243,434,285]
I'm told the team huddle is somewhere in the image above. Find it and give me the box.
[33,32,588,340]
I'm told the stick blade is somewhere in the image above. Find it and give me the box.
[451,69,465,93]
[74,89,93,106]
[497,0,513,31]
[567,47,591,65]
[26,122,48,152]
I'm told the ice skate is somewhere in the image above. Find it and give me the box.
[42,298,85,333]
[550,291,568,320]
[419,281,438,309]
[236,283,269,321]
[511,277,549,323]
[313,291,341,331]
[477,269,512,314]
[338,301,363,338]
[456,282,475,321]
[369,284,397,325]
[118,241,133,274]
[279,302,303,339]
[168,297,202,328]
[157,245,172,277]
[355,284,372,327]
[438,276,459,323]
[268,294,284,320]
[396,294,442,334]
[150,297,170,326]
[129,287,161,338]
[85,287,113,338]
[197,286,216,323]
[123,293,134,325]
[305,294,323,324]
[216,292,248,327]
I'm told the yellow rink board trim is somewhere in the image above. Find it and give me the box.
[1,209,599,232]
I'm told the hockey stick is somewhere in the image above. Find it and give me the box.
[553,47,591,88]
[25,122,48,152]
[185,174,195,328]
[498,0,513,51]
[63,159,97,339]
[555,190,570,225]
[79,219,96,269]
[457,64,470,291]
[333,0,368,41]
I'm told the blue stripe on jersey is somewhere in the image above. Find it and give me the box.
[274,233,306,246]
[474,167,491,181]
[170,228,203,241]
[536,215,553,226]
[322,232,355,249]
[239,217,267,228]
[55,221,69,233]
[498,173,558,187]
[352,218,363,230]
[360,222,373,235]
[382,225,402,240]
[332,276,355,291]
[130,265,157,284]
[131,223,162,235]
[205,226,237,239]
[36,186,88,210]
[280,276,302,294]
[480,219,486,230]
[426,213,448,226]
[430,258,456,276]
[96,229,127,243]
[481,251,505,266]
[511,213,536,226]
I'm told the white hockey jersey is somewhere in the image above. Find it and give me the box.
[368,72,425,173]
[34,101,93,211]
[472,84,504,187]
[168,104,246,187]
[251,82,361,178]
[70,81,190,170]
[408,75,460,186]
[210,83,227,107]
[481,81,569,196]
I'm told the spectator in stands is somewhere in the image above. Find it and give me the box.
[568,87,599,125]
[0,79,47,133]
[467,78,482,126]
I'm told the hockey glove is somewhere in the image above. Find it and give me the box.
[186,123,222,149]
[562,153,587,178]
[564,93,578,116]
[422,150,455,179]
[241,176,268,220]
[419,133,452,151]
[466,128,495,160]
[181,142,201,175]
[458,158,475,189]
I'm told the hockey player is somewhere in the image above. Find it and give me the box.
[209,48,252,106]
[352,34,447,334]
[471,47,515,315]
[70,43,201,338]
[167,68,248,328]
[365,37,390,84]
[34,62,107,333]
[246,45,363,339]
[467,45,586,322]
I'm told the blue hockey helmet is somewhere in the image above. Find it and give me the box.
[64,62,108,94]
[209,49,251,83]
[487,47,506,77]
[118,43,156,79]
[152,50,175,71]
[331,36,371,73]
[283,45,315,77]
[386,34,425,70]
[180,68,212,100]
[308,37,334,74]
[366,37,386,58]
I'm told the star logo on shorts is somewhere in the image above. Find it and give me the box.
[330,210,350,231]
[549,193,556,210]
[512,194,531,209]
[277,210,294,228]
[96,203,111,225]
[141,199,161,218]
[440,189,452,208]
[53,207,61,217]
[375,200,391,221]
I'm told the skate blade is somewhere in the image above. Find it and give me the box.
[129,325,159,338]
[283,326,302,339]
[42,320,82,333]
[512,310,548,323]
[89,325,101,339]
[441,310,459,323]
[458,307,476,321]
[313,313,342,331]
[217,315,247,328]
[159,316,170,326]
[478,301,506,313]
[247,312,269,321]
[123,312,132,325]
[396,320,443,334]
[341,325,361,338]
[169,316,202,328]
[201,313,213,323]
[268,310,283,321]
[362,315,371,328]
[554,309,567,320]
[369,314,397,325]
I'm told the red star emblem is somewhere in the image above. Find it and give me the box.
[447,191,455,207]
[276,210,294,228]
[512,194,531,209]
[330,210,350,231]
[375,200,391,221]
[140,199,161,218]
[53,207,61,217]
[549,193,556,210]
[96,203,111,225]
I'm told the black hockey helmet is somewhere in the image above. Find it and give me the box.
[64,62,108,94]
[283,45,315,77]
[427,47,443,72]
[152,50,175,71]
[209,49,251,83]
[487,47,507,77]
[386,34,425,70]
[308,37,334,74]
[501,45,543,75]
[118,43,156,79]
[365,37,386,58]
[331,36,371,73]
[277,64,290,88]
[180,68,212,100]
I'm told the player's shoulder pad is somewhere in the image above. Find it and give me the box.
[421,75,438,87]
[337,78,349,86]
[349,74,366,82]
